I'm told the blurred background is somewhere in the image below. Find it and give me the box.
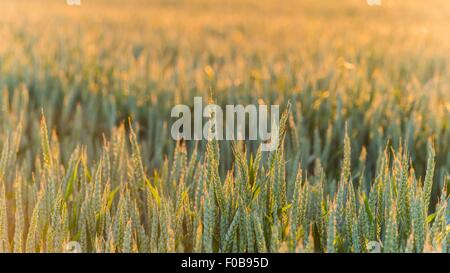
[0,0,449,197]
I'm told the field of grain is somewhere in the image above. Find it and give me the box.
[0,0,448,253]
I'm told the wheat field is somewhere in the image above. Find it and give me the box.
[0,0,448,253]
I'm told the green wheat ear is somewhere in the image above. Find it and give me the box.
[423,139,435,212]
